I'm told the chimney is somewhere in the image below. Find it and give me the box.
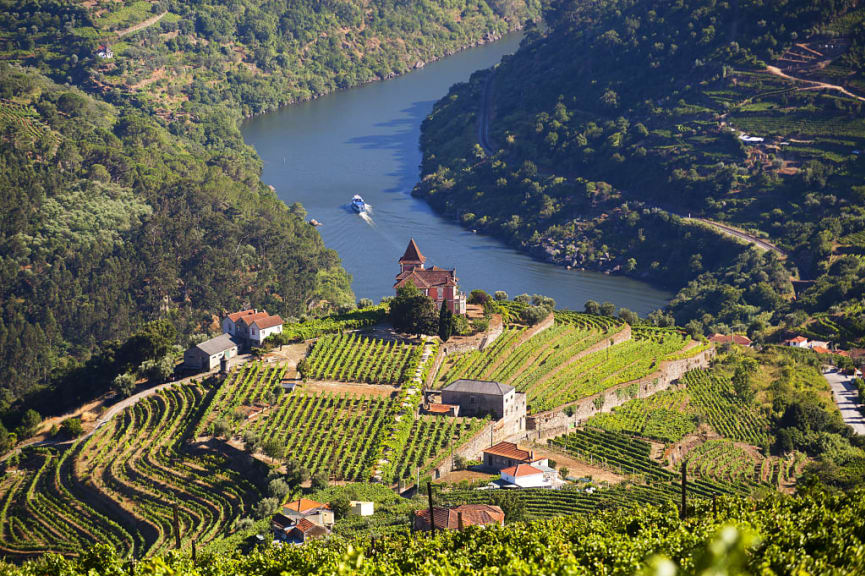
[529,450,534,461]
[457,511,464,532]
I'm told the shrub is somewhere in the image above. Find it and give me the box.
[494,291,509,301]
[59,418,83,438]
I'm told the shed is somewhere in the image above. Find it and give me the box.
[183,334,239,372]
[349,501,374,517]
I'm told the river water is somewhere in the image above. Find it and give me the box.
[241,33,671,315]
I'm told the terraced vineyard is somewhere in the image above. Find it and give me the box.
[0,383,259,560]
[202,361,479,483]
[549,428,752,498]
[434,315,695,412]
[588,369,771,445]
[434,313,624,389]
[683,370,771,444]
[588,387,698,443]
[0,99,58,147]
[305,333,422,384]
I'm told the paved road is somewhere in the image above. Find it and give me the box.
[823,369,865,435]
[476,70,788,259]
[689,218,786,257]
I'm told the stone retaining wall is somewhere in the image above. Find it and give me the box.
[525,346,715,442]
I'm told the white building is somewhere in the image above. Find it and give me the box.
[183,334,238,371]
[349,501,374,517]
[222,309,284,347]
[500,463,548,488]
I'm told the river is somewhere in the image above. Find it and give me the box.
[241,33,671,315]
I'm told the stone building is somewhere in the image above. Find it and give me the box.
[440,379,526,434]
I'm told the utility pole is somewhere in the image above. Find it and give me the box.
[426,482,436,535]
[680,461,687,520]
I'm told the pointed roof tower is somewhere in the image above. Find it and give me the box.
[399,238,426,267]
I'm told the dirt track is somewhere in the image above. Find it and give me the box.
[766,65,865,103]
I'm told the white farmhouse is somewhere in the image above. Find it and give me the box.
[500,463,548,488]
[222,309,284,347]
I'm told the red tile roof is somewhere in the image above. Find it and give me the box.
[786,336,808,344]
[252,315,284,330]
[292,518,317,534]
[483,441,532,462]
[812,346,831,355]
[501,463,544,478]
[394,268,457,289]
[400,238,426,264]
[227,309,257,322]
[284,499,328,514]
[709,334,752,346]
[413,505,504,530]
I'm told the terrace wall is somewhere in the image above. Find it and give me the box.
[523,346,716,442]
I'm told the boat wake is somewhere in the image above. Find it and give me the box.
[359,210,375,226]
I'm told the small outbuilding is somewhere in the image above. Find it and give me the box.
[349,501,374,517]
[183,334,239,372]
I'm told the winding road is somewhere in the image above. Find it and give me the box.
[477,69,788,258]
[823,369,865,435]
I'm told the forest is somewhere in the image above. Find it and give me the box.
[415,0,865,345]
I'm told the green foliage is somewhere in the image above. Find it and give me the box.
[59,417,83,438]
[111,373,136,399]
[390,283,439,336]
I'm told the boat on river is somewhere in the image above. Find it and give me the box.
[351,194,367,213]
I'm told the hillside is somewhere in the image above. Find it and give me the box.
[414,0,865,344]
[2,489,865,574]
[2,305,861,559]
[0,0,540,423]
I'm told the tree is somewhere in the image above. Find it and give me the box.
[600,302,616,316]
[468,289,491,304]
[253,497,280,519]
[618,308,638,325]
[514,294,531,305]
[267,478,291,500]
[284,459,310,487]
[494,291,509,301]
[492,490,524,523]
[329,494,351,519]
[389,282,438,336]
[262,438,285,461]
[438,304,453,342]
[296,358,309,379]
[139,354,174,383]
[59,418,83,438]
[112,372,136,398]
[732,358,757,403]
[521,306,548,325]
[357,298,374,309]
[19,409,42,438]
[0,422,9,452]
[311,470,329,490]
[584,300,600,315]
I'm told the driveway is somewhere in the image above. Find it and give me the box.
[823,369,865,435]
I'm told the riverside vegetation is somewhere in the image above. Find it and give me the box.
[415,0,865,347]
[0,0,539,435]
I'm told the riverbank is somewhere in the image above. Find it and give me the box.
[242,33,671,315]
